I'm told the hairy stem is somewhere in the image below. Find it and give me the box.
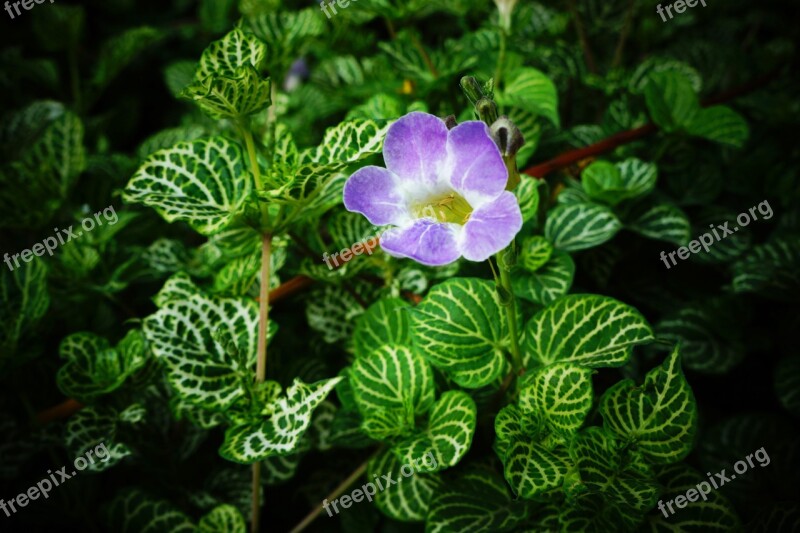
[497,248,523,374]
[289,451,378,533]
[251,233,272,533]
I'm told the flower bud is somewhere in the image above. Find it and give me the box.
[460,76,484,104]
[490,116,525,157]
[494,0,519,31]
[475,97,498,126]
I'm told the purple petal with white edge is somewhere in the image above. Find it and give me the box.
[459,191,522,262]
[383,112,449,189]
[343,166,410,226]
[381,219,461,266]
[446,121,508,208]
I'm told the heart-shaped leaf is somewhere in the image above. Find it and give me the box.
[599,346,697,464]
[412,278,512,388]
[219,377,342,462]
[523,294,654,368]
[392,391,477,472]
[124,137,252,235]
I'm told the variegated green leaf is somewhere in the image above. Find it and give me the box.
[57,329,147,401]
[368,448,443,522]
[244,8,325,67]
[518,362,593,438]
[181,26,273,119]
[687,105,749,147]
[411,278,511,388]
[351,345,434,438]
[511,249,575,306]
[196,28,266,79]
[91,27,164,91]
[65,404,142,472]
[545,203,621,252]
[599,347,698,464]
[306,283,372,343]
[124,137,251,236]
[655,304,745,374]
[582,159,657,206]
[514,176,543,222]
[197,504,246,533]
[182,65,271,120]
[0,104,85,227]
[523,294,654,368]
[568,427,658,515]
[502,439,571,498]
[628,203,691,246]
[392,391,476,472]
[142,274,259,410]
[519,236,553,272]
[108,489,195,533]
[774,357,800,418]
[353,298,412,358]
[644,71,700,132]
[219,377,342,462]
[426,465,529,533]
[501,67,560,127]
[731,236,800,301]
[298,119,389,168]
[0,257,49,362]
[641,463,741,532]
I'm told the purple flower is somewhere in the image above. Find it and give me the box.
[343,112,523,266]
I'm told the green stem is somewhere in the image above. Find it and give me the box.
[494,28,507,89]
[239,120,272,229]
[497,247,523,374]
[266,83,277,163]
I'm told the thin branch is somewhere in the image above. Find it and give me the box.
[289,451,377,533]
[612,0,637,69]
[567,0,597,74]
[523,68,781,179]
[409,33,439,79]
[35,398,84,424]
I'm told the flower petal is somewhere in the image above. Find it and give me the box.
[459,191,522,262]
[383,112,449,190]
[381,219,461,266]
[446,121,508,208]
[343,166,410,226]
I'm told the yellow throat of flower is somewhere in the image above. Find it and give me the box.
[411,192,473,225]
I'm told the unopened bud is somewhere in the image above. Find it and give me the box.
[490,116,524,157]
[475,98,498,126]
[460,76,484,104]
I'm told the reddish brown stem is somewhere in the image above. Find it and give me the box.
[523,68,780,179]
[35,398,83,424]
